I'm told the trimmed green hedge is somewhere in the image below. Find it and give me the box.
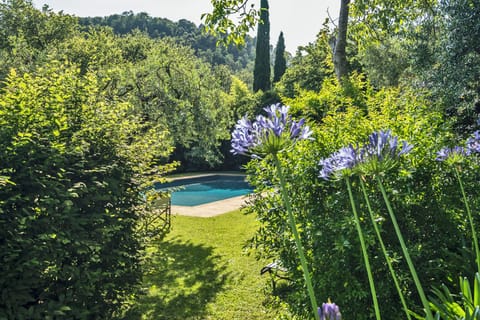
[0,64,174,319]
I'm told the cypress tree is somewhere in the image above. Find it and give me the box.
[273,31,286,83]
[253,0,271,92]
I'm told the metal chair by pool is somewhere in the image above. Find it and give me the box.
[260,261,291,292]
[140,195,171,236]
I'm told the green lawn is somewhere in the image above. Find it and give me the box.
[134,210,291,319]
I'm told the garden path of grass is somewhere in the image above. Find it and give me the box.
[135,209,291,319]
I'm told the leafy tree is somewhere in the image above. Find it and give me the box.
[203,0,436,82]
[423,0,480,132]
[273,31,286,83]
[0,0,78,79]
[116,39,233,168]
[253,0,271,92]
[0,1,252,170]
[80,11,256,73]
[201,0,259,46]
[228,76,261,119]
[331,0,436,81]
[357,36,409,87]
[46,27,233,169]
[275,27,334,98]
[47,27,124,75]
[0,0,77,51]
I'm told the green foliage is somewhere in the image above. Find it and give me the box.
[0,1,250,170]
[49,27,124,74]
[424,0,480,133]
[0,63,175,319]
[345,0,479,133]
[242,74,472,319]
[273,31,286,83]
[117,39,232,168]
[275,27,334,98]
[201,0,259,46]
[6,0,480,317]
[0,0,78,79]
[358,36,410,87]
[79,11,178,37]
[80,11,257,73]
[253,0,271,93]
[45,27,233,169]
[430,273,480,319]
[227,76,261,119]
[282,73,372,122]
[350,0,437,42]
[0,0,77,51]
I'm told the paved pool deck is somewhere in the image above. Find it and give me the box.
[171,194,249,218]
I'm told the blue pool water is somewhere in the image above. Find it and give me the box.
[156,175,252,206]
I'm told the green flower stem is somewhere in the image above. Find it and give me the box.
[375,176,434,320]
[272,154,319,320]
[454,167,480,273]
[359,178,411,320]
[345,177,382,320]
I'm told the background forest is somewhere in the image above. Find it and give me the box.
[0,0,480,319]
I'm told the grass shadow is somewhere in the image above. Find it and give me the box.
[131,236,230,319]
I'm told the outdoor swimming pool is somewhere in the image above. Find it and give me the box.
[156,175,252,206]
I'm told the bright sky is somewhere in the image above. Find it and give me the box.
[31,0,340,53]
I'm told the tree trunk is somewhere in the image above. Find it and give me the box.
[334,0,350,80]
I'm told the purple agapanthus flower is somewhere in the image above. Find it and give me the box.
[355,130,413,174]
[466,130,480,154]
[231,104,312,157]
[319,145,359,180]
[363,130,413,161]
[435,146,470,162]
[319,130,412,179]
[318,301,342,320]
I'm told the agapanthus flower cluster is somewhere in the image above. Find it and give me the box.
[318,301,342,320]
[466,130,480,154]
[436,130,480,164]
[436,146,470,163]
[364,130,413,161]
[319,130,413,180]
[319,145,360,180]
[231,104,312,158]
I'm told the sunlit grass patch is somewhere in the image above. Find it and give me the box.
[132,210,291,319]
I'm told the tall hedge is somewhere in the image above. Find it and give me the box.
[0,64,174,319]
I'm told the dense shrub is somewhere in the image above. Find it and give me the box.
[243,74,474,319]
[0,63,174,318]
